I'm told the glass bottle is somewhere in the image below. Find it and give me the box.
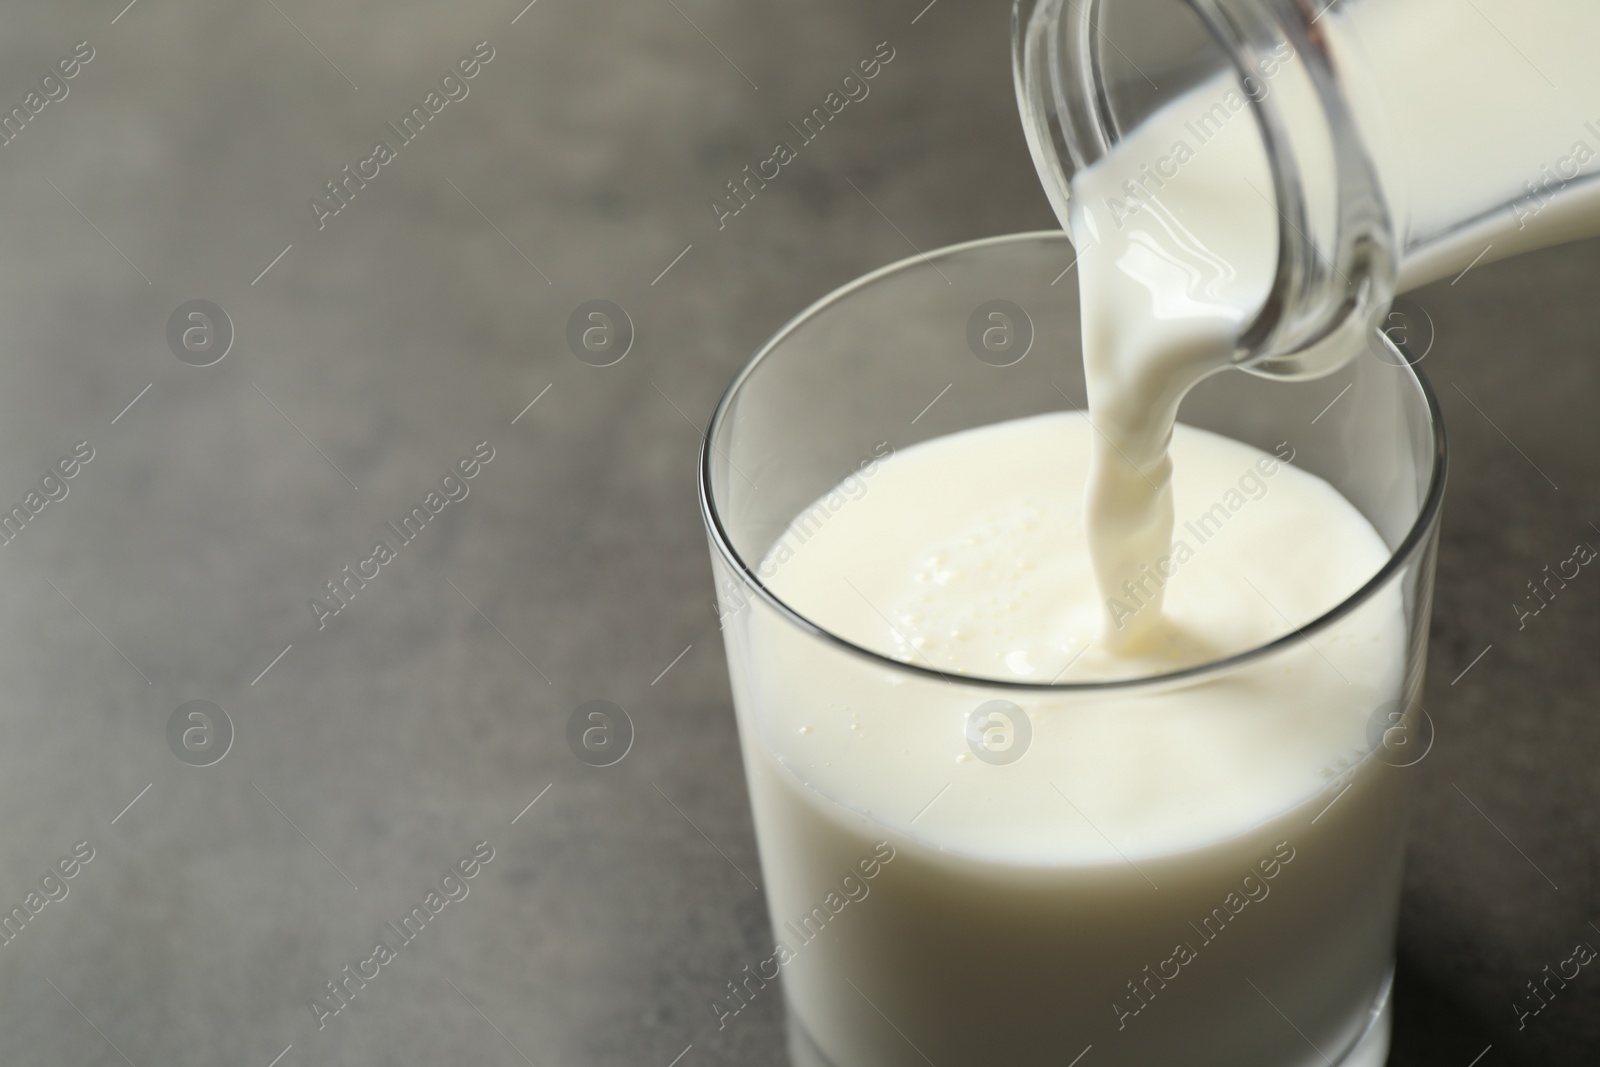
[1014,0,1600,376]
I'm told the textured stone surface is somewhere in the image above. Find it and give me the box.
[0,1,1590,1064]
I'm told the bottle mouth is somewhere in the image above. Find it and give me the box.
[699,232,1446,696]
[1012,0,1396,379]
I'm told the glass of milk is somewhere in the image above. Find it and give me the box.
[700,232,1445,1067]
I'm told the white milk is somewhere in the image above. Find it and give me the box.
[1336,0,1600,288]
[1070,0,1600,641]
[1070,0,1600,645]
[734,414,1407,1065]
[723,4,1600,1063]
[1068,93,1275,646]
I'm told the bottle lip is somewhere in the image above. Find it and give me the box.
[698,231,1446,696]
[1012,0,1397,378]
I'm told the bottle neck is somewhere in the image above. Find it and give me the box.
[1014,0,1395,378]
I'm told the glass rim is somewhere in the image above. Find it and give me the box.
[698,230,1448,694]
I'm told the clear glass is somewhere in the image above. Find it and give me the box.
[1014,0,1600,377]
[700,233,1445,1067]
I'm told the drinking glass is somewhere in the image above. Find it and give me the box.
[700,231,1445,1067]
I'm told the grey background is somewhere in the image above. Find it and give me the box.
[0,0,1592,1065]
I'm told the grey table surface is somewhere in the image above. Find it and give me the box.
[0,1,1593,1065]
